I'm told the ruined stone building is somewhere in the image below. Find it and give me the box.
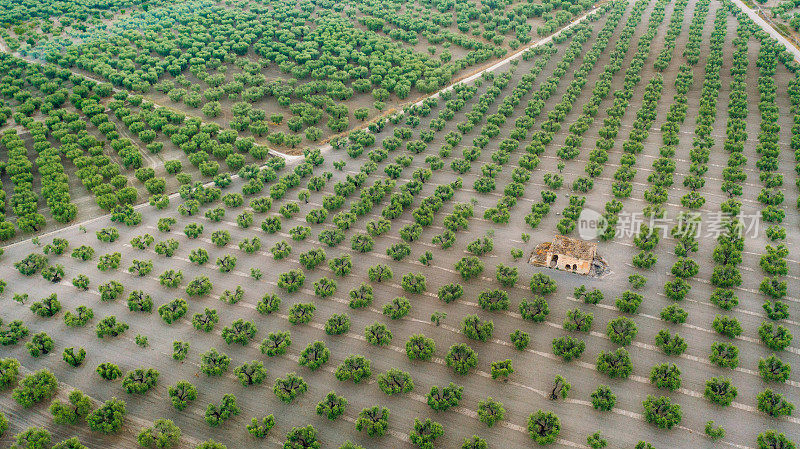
[531,235,598,275]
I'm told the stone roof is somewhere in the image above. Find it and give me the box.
[530,242,551,265]
[549,235,596,260]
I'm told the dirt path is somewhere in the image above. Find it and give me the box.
[730,0,800,60]
[0,4,603,163]
[410,5,605,104]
